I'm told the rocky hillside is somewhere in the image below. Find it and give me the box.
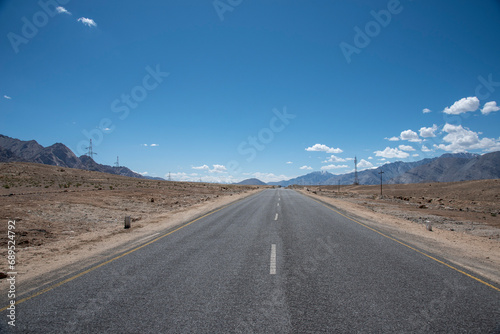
[0,134,152,180]
[391,151,500,183]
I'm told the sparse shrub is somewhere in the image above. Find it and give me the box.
[492,213,497,217]
[3,184,10,189]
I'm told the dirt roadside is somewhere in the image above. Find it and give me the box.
[298,189,500,286]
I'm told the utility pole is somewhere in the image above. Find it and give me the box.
[115,156,120,167]
[168,172,172,182]
[379,170,384,198]
[86,139,97,159]
[338,180,340,193]
[353,156,359,185]
[85,139,97,170]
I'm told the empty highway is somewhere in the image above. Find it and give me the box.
[2,189,499,333]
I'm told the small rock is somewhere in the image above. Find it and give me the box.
[425,221,433,231]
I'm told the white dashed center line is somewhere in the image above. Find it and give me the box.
[270,244,276,275]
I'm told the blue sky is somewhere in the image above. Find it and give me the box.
[1,0,500,183]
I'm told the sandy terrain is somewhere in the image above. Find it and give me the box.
[297,180,500,285]
[0,162,264,297]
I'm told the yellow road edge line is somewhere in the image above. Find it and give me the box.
[0,199,242,312]
[308,196,500,293]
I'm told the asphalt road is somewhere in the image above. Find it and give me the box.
[2,188,499,333]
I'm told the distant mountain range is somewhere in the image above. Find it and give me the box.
[0,134,163,180]
[391,152,500,184]
[238,151,500,186]
[2,134,499,185]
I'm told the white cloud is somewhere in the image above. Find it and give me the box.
[398,145,415,152]
[357,159,373,169]
[286,161,293,164]
[168,172,189,181]
[299,165,313,170]
[443,96,480,115]
[368,156,373,160]
[421,145,431,152]
[320,164,348,170]
[150,143,159,147]
[412,154,420,157]
[210,164,227,173]
[192,164,228,174]
[77,17,97,27]
[169,172,237,183]
[374,147,410,159]
[434,123,500,153]
[481,101,500,115]
[422,108,432,114]
[323,154,346,163]
[56,6,71,15]
[419,124,438,138]
[3,95,12,100]
[192,165,210,171]
[400,129,422,142]
[142,144,148,147]
[202,175,235,183]
[385,136,400,141]
[305,144,343,154]
[251,172,290,183]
